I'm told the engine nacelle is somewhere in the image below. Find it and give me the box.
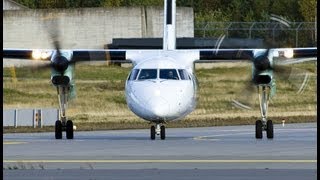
[51,75,70,86]
[253,55,271,71]
[50,50,73,73]
[252,51,274,85]
[253,74,272,84]
[51,62,75,86]
[52,55,69,72]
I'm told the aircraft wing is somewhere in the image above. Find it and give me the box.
[196,47,317,63]
[3,49,36,60]
[4,47,317,64]
[3,49,129,63]
[72,50,128,63]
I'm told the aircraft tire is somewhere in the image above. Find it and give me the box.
[160,125,165,140]
[55,120,63,139]
[255,120,263,139]
[266,120,274,139]
[150,126,156,140]
[66,120,74,139]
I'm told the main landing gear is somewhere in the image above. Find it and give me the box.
[150,123,166,140]
[55,86,74,139]
[255,86,274,139]
[55,118,74,139]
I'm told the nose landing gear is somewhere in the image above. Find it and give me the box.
[150,123,166,140]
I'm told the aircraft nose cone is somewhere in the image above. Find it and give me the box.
[147,97,170,118]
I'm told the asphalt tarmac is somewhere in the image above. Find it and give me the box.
[3,123,317,180]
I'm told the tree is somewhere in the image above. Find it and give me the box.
[270,0,303,22]
[15,0,36,8]
[121,0,162,6]
[298,0,317,22]
[298,0,317,45]
[101,0,123,7]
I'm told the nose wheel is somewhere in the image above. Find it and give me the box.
[150,124,166,140]
[150,125,156,140]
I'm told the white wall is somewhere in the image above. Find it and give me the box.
[3,7,194,49]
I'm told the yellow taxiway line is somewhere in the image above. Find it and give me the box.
[3,160,316,163]
[3,141,28,145]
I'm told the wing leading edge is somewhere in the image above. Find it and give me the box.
[197,47,317,62]
[3,49,129,63]
[3,47,317,64]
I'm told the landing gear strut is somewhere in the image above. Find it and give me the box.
[255,86,274,139]
[55,86,74,139]
[150,123,166,140]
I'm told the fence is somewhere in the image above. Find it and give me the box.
[195,22,317,47]
[3,108,59,127]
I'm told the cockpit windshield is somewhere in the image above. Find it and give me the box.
[138,69,157,80]
[160,69,179,80]
[128,68,190,81]
[178,69,190,80]
[128,69,139,80]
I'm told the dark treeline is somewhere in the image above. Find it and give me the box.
[16,0,316,22]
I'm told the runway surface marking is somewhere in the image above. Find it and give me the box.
[193,132,251,140]
[3,160,316,163]
[3,141,28,145]
[193,127,316,141]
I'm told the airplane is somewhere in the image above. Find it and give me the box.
[3,0,317,140]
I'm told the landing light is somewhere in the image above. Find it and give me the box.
[41,51,51,59]
[32,50,51,60]
[284,49,294,58]
[32,50,41,60]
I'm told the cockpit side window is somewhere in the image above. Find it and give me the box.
[160,69,179,80]
[178,69,190,80]
[128,69,139,81]
[138,69,157,80]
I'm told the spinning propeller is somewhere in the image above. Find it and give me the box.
[30,16,75,73]
[231,36,313,110]
[230,14,316,110]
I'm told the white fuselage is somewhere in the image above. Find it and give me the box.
[124,0,199,123]
[125,55,198,122]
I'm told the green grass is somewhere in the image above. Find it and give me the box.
[3,62,317,133]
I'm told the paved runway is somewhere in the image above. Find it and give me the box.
[3,123,317,179]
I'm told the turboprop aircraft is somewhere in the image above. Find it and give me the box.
[3,0,317,140]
